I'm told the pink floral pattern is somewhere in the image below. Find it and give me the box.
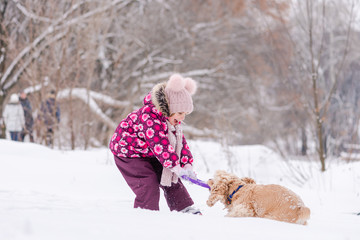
[154,144,163,154]
[162,152,170,159]
[163,160,172,168]
[133,125,140,131]
[146,128,154,138]
[142,114,150,121]
[109,92,194,168]
[111,133,117,141]
[145,93,152,102]
[146,120,154,127]
[181,156,189,164]
[130,114,137,122]
[168,145,175,153]
[119,140,127,146]
[120,122,128,128]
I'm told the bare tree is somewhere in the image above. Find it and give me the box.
[263,0,357,171]
[0,0,133,146]
[0,0,9,138]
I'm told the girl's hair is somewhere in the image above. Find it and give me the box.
[169,112,186,117]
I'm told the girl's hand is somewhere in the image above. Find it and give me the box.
[171,164,197,178]
[183,164,197,179]
[171,165,187,177]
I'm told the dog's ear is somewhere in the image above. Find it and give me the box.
[206,181,229,207]
[240,177,256,184]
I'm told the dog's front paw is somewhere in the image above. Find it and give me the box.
[206,199,215,207]
[207,194,222,207]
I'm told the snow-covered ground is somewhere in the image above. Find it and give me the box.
[1,139,359,240]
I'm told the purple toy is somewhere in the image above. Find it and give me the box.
[181,175,211,190]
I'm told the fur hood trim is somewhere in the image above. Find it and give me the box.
[151,82,170,117]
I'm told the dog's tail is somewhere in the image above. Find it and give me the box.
[296,206,311,225]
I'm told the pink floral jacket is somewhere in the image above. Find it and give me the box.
[109,83,194,168]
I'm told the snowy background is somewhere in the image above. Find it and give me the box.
[1,139,359,240]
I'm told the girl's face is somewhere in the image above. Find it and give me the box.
[168,112,187,126]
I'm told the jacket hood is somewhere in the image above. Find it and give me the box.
[147,82,170,117]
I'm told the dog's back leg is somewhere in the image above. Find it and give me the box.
[295,206,311,225]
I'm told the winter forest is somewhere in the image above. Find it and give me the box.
[1,0,360,173]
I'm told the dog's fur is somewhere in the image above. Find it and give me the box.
[207,170,310,225]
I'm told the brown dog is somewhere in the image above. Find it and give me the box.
[206,170,310,225]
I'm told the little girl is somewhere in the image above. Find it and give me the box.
[109,73,201,214]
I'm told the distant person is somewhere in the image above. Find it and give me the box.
[39,90,60,146]
[3,94,25,141]
[19,91,34,142]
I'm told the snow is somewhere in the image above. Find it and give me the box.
[1,139,359,240]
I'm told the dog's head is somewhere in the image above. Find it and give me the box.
[206,170,256,207]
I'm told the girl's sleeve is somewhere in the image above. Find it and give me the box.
[179,134,194,166]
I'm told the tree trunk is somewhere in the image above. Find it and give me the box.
[307,0,326,171]
[301,127,307,156]
[0,95,5,139]
[0,1,8,139]
[69,89,75,150]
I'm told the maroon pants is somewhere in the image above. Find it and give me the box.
[114,156,194,211]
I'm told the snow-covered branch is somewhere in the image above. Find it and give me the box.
[57,88,129,129]
[12,0,54,23]
[61,0,132,29]
[1,0,132,90]
[23,78,50,94]
[142,67,221,83]
[1,1,87,86]
[4,30,68,90]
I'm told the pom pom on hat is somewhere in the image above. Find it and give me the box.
[166,74,186,92]
[165,74,197,114]
[184,78,197,95]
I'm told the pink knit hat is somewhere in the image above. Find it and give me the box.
[165,74,197,114]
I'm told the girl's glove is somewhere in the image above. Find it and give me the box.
[183,164,197,179]
[171,165,187,177]
[171,164,197,179]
